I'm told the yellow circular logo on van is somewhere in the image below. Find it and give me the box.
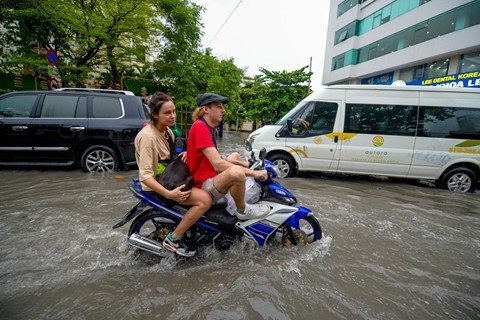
[372,136,384,147]
[314,136,322,144]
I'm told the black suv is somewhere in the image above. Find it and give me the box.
[0,90,149,172]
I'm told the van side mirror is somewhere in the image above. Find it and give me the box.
[287,119,293,133]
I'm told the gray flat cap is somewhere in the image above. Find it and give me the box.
[196,93,229,107]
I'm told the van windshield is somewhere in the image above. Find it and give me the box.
[276,101,308,125]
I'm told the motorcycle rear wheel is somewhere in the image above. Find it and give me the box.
[128,209,177,242]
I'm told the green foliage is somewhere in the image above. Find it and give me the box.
[155,47,244,121]
[241,66,312,126]
[0,0,191,85]
[1,0,312,132]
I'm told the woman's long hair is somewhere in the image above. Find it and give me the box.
[148,92,173,125]
[192,106,206,122]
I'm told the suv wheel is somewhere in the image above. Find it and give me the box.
[80,145,119,172]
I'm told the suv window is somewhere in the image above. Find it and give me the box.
[0,94,37,118]
[142,102,150,119]
[76,97,87,118]
[92,97,123,118]
[41,95,85,118]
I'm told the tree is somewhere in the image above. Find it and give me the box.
[241,66,312,126]
[155,46,244,119]
[0,0,202,86]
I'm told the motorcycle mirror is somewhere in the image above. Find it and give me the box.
[259,148,266,160]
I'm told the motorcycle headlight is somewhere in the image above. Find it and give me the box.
[244,139,252,151]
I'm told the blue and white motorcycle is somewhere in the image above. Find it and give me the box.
[113,148,322,257]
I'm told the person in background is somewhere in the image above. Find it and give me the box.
[186,92,270,220]
[135,92,211,257]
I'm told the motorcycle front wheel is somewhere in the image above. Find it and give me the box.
[279,215,322,247]
[128,209,177,242]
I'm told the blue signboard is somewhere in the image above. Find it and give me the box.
[46,49,58,66]
[407,70,480,88]
[361,72,394,85]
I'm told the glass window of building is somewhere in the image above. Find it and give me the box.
[334,21,357,45]
[410,60,449,82]
[423,60,449,79]
[332,1,479,70]
[337,0,361,17]
[460,51,480,73]
[357,0,431,36]
[413,23,427,44]
[399,67,415,83]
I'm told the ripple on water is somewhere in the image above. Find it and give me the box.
[1,133,479,320]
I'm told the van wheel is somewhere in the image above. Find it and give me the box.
[268,154,296,178]
[436,167,477,193]
[80,145,119,173]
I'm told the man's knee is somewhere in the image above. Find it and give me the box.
[228,165,246,183]
[226,152,241,162]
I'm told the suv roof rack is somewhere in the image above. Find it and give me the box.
[55,88,135,96]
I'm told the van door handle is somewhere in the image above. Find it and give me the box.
[12,126,28,131]
[333,135,338,143]
[70,126,85,132]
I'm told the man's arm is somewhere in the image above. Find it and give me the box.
[203,147,234,172]
[202,147,267,180]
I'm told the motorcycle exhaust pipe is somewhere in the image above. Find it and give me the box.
[128,233,170,257]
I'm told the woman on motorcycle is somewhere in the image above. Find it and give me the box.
[134,92,212,257]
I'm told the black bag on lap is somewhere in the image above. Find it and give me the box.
[156,131,193,207]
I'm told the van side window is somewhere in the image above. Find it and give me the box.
[0,94,37,118]
[91,97,123,118]
[291,101,338,136]
[345,104,417,136]
[41,95,79,118]
[419,106,480,139]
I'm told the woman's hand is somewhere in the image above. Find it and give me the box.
[178,151,187,162]
[168,184,191,202]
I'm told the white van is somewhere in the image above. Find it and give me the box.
[244,85,480,193]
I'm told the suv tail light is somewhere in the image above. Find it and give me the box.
[142,122,149,128]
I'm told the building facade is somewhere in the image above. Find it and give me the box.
[323,0,480,88]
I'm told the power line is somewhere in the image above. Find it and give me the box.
[207,0,244,47]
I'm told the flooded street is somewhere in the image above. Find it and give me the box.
[1,131,479,320]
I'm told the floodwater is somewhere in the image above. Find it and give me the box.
[0,131,479,320]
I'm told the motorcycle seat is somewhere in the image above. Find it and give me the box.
[212,196,228,210]
[204,197,238,225]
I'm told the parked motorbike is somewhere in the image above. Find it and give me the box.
[113,148,323,257]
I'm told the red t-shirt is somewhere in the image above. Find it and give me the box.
[187,119,217,188]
